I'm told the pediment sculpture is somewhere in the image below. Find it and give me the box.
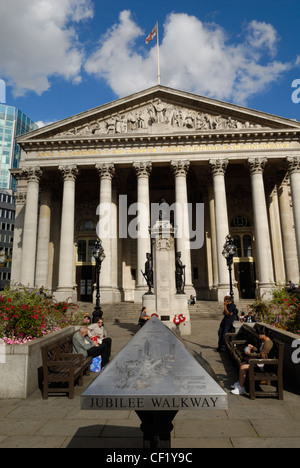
[57,98,263,138]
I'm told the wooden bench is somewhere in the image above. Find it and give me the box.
[225,324,284,400]
[41,332,93,399]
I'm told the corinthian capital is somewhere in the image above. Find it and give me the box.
[133,161,152,178]
[171,160,190,177]
[209,158,228,176]
[96,163,115,180]
[59,165,79,181]
[286,156,300,174]
[23,166,43,183]
[247,157,267,175]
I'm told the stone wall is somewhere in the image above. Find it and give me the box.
[0,326,75,399]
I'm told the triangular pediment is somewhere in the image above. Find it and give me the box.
[18,86,300,145]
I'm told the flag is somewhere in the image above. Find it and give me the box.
[146,23,157,44]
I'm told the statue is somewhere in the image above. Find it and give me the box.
[158,197,169,221]
[141,252,153,295]
[175,252,185,294]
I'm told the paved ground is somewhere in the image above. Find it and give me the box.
[0,318,300,449]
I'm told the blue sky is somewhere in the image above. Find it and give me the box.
[1,0,300,127]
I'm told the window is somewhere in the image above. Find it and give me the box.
[231,216,251,228]
[232,234,253,259]
[77,238,97,264]
[243,234,253,257]
[78,220,96,231]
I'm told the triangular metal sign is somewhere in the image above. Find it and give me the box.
[81,315,228,411]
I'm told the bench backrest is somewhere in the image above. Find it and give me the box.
[41,333,74,365]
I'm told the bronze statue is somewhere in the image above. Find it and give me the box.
[141,252,153,294]
[175,252,185,294]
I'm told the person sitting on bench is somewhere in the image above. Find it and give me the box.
[73,326,110,367]
[231,325,273,395]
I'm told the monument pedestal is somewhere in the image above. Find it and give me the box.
[143,220,191,336]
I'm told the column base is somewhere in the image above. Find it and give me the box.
[54,288,77,303]
[215,284,240,302]
[256,282,276,301]
[96,288,121,305]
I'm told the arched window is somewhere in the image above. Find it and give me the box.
[78,220,97,232]
[230,216,251,228]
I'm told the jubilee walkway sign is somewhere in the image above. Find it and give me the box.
[81,316,227,447]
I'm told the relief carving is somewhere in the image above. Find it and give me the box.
[57,99,263,138]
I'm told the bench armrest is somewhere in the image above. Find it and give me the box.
[248,358,279,366]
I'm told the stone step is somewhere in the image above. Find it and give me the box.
[76,299,256,322]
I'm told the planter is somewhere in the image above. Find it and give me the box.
[0,326,76,399]
[261,323,300,394]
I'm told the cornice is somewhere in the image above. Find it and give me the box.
[18,128,300,153]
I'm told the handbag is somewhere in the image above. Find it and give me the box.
[90,356,102,373]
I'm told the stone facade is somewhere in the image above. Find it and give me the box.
[11,86,300,304]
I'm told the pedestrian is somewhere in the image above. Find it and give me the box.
[217,295,238,352]
[139,306,150,326]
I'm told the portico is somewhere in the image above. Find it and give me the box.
[11,86,300,305]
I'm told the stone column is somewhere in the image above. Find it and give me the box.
[133,161,152,301]
[35,183,52,289]
[55,165,78,302]
[278,176,299,284]
[96,163,116,304]
[20,167,43,287]
[247,158,275,296]
[209,159,231,300]
[208,185,219,290]
[286,156,300,282]
[268,185,285,285]
[171,160,193,291]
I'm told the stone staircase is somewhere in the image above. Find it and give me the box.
[76,298,255,322]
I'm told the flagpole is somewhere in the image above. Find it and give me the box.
[156,21,161,85]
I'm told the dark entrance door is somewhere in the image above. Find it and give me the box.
[235,262,256,299]
[76,265,95,302]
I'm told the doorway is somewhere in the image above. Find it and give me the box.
[234,262,256,299]
[76,265,95,302]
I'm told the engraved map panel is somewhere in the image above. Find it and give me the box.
[81,316,228,411]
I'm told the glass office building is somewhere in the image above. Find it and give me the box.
[0,104,38,190]
[0,104,38,288]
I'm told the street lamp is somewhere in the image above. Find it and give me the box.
[92,238,106,323]
[222,235,237,302]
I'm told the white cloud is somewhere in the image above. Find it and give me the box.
[85,11,292,105]
[246,20,279,57]
[85,10,151,96]
[0,0,94,96]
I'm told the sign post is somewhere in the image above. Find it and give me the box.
[81,316,227,447]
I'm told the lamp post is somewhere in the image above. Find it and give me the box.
[222,235,237,302]
[92,238,106,323]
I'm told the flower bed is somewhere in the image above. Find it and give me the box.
[0,284,86,344]
[246,286,300,335]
